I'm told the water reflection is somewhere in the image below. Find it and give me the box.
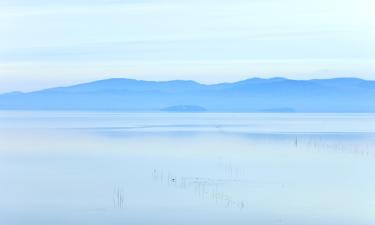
[0,112,374,225]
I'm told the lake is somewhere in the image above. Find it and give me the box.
[0,111,374,225]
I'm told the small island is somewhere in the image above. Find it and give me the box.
[258,107,296,113]
[160,105,207,112]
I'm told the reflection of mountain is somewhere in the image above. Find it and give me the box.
[1,77,374,112]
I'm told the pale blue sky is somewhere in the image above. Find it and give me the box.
[0,0,375,92]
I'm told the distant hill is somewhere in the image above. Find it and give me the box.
[0,77,374,112]
[161,105,207,112]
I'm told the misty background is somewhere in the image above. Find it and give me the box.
[1,0,375,93]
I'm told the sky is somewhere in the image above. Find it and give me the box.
[0,0,375,92]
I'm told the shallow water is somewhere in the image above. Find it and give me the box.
[0,111,374,225]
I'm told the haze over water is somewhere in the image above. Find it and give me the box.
[0,111,374,225]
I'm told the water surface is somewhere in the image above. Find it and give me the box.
[0,111,374,225]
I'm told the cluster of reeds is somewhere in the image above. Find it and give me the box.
[113,187,125,209]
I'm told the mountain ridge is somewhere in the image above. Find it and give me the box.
[0,77,374,112]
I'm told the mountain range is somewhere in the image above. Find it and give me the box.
[0,77,374,112]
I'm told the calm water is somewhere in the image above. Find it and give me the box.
[0,111,374,225]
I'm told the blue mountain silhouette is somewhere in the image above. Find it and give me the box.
[0,77,374,112]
